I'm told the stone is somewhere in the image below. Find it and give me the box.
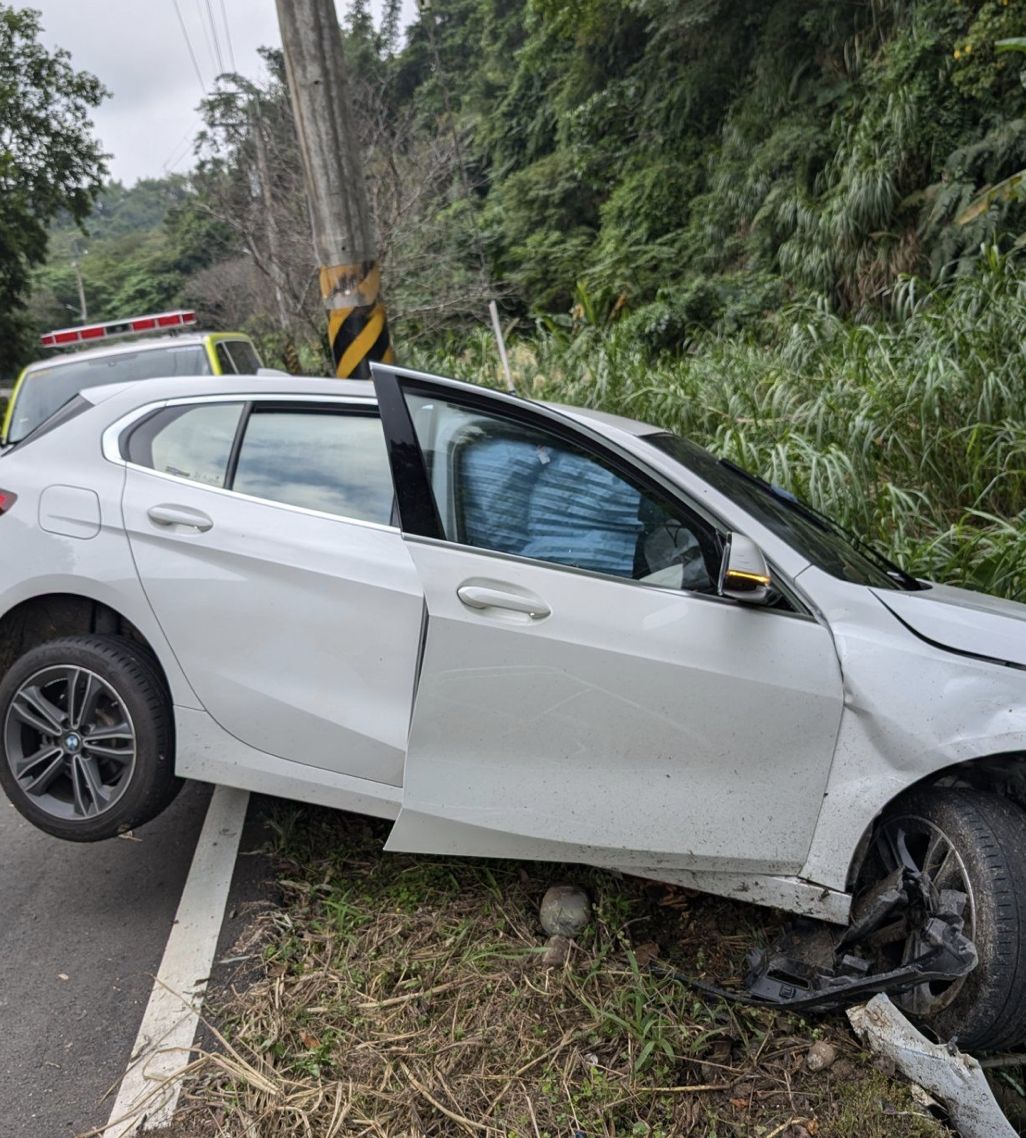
[539,884,591,937]
[806,1040,839,1072]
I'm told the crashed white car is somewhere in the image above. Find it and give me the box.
[1,365,1025,1049]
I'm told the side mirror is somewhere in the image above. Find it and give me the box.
[718,532,772,604]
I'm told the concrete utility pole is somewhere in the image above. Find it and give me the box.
[276,0,394,378]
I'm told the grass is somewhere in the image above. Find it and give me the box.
[413,248,1026,602]
[172,805,947,1138]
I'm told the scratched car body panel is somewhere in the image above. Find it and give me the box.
[3,365,1026,1022]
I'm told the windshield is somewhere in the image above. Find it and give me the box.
[646,432,908,589]
[7,344,213,443]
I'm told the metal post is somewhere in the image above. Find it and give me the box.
[72,259,88,323]
[275,0,394,378]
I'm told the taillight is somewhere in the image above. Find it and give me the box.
[0,490,17,515]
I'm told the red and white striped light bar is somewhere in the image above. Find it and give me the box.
[39,309,197,349]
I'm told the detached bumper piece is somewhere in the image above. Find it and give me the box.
[686,867,978,1014]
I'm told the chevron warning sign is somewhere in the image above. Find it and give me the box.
[320,260,395,378]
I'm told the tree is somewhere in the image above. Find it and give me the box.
[0,5,108,375]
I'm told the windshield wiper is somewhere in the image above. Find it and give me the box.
[719,459,921,591]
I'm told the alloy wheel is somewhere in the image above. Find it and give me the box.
[3,665,137,820]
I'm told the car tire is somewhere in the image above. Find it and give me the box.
[857,788,1026,1051]
[0,635,181,841]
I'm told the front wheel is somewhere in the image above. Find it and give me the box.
[0,635,181,841]
[856,788,1026,1051]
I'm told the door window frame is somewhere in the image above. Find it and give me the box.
[378,369,724,553]
[374,366,813,614]
[213,341,237,375]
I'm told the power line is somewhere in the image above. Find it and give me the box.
[193,0,219,77]
[171,0,206,95]
[219,0,237,72]
[161,119,203,174]
[203,0,226,75]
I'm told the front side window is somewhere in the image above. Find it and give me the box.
[405,393,720,591]
[9,344,212,443]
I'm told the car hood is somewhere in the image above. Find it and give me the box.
[871,583,1026,667]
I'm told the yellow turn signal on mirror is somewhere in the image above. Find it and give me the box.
[725,569,771,587]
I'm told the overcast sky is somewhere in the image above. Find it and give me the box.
[34,1,418,186]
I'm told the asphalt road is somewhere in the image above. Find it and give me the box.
[0,781,213,1138]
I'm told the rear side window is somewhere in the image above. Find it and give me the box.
[232,408,393,522]
[123,402,394,524]
[127,403,244,488]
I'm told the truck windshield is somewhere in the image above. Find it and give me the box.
[7,344,212,443]
[645,432,917,590]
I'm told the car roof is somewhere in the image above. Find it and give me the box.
[82,373,376,407]
[80,372,659,437]
[22,332,242,375]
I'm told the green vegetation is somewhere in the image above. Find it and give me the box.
[0,4,107,375]
[27,177,206,337]
[391,0,1026,327]
[179,805,945,1138]
[26,0,1026,351]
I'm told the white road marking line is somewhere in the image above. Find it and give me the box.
[102,785,250,1137]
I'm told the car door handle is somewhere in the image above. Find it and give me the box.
[456,584,551,619]
[146,504,214,532]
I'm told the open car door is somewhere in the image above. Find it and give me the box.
[373,365,844,877]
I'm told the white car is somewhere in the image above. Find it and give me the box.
[1,365,1025,1048]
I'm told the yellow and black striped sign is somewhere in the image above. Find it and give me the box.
[320,260,395,378]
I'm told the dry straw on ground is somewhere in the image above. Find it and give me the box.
[170,806,947,1138]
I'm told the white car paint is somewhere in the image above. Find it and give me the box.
[386,538,843,875]
[1,368,1025,927]
[872,582,1026,668]
[121,459,422,786]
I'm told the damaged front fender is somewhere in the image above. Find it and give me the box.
[796,568,1026,894]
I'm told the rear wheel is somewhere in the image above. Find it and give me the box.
[856,788,1026,1050]
[0,635,181,841]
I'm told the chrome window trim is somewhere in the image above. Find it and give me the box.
[101,392,398,535]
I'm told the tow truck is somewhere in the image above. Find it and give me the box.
[0,311,266,448]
